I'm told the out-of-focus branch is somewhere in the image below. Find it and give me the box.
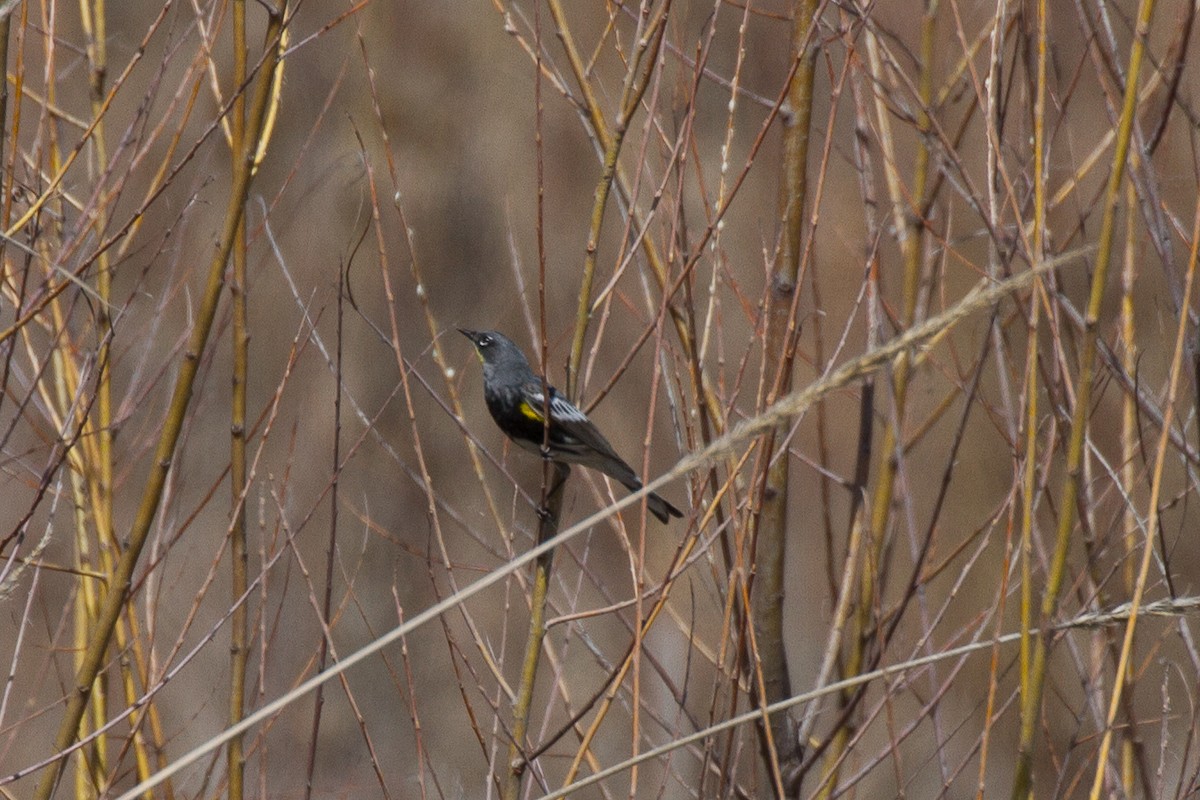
[503,461,569,800]
[819,2,938,795]
[545,0,727,438]
[1010,0,1158,796]
[753,0,819,793]
[228,2,250,799]
[100,254,1063,800]
[31,5,289,798]
[565,1,668,399]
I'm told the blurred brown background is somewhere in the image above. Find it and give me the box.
[1,1,1199,797]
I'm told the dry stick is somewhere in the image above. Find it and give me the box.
[0,13,7,237]
[1083,1,1183,321]
[1118,179,1140,798]
[503,463,569,800]
[565,12,670,791]
[264,478,396,800]
[26,5,117,789]
[346,16,521,767]
[538,596,1200,800]
[543,0,727,440]
[1085,178,1200,800]
[357,220,455,799]
[40,349,105,797]
[26,17,105,794]
[752,0,819,792]
[502,10,560,796]
[2,0,153,244]
[29,7,287,799]
[0,7,21,573]
[985,2,1048,798]
[106,259,1066,800]
[77,0,169,793]
[228,2,250,800]
[800,7,880,763]
[819,5,937,796]
[5,153,304,796]
[589,4,823,791]
[0,5,194,347]
[553,450,753,789]
[791,323,1001,794]
[681,3,748,626]
[299,267,342,800]
[0,9,11,386]
[564,0,668,399]
[712,487,757,798]
[351,0,523,679]
[1008,0,1156,797]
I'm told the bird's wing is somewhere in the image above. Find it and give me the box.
[520,384,677,521]
[552,388,633,465]
[548,392,589,423]
[517,384,613,450]
[520,385,585,422]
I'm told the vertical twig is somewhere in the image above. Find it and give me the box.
[1010,0,1157,796]
[302,253,344,800]
[228,1,250,799]
[565,0,669,399]
[30,5,288,797]
[1118,174,1139,800]
[1087,175,1199,800]
[503,461,569,800]
[503,4,566,796]
[753,0,819,793]
[820,2,938,796]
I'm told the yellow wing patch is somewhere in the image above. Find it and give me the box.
[517,400,544,422]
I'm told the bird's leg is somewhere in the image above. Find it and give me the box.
[548,461,570,496]
[536,463,570,523]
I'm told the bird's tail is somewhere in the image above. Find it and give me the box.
[589,455,683,524]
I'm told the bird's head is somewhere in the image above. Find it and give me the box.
[457,329,532,381]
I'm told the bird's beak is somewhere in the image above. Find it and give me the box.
[458,328,486,364]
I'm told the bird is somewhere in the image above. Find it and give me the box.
[458,328,683,524]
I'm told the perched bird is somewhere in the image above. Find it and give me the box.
[459,329,682,524]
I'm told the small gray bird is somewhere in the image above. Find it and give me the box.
[459,329,682,524]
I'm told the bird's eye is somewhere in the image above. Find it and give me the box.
[479,335,492,347]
